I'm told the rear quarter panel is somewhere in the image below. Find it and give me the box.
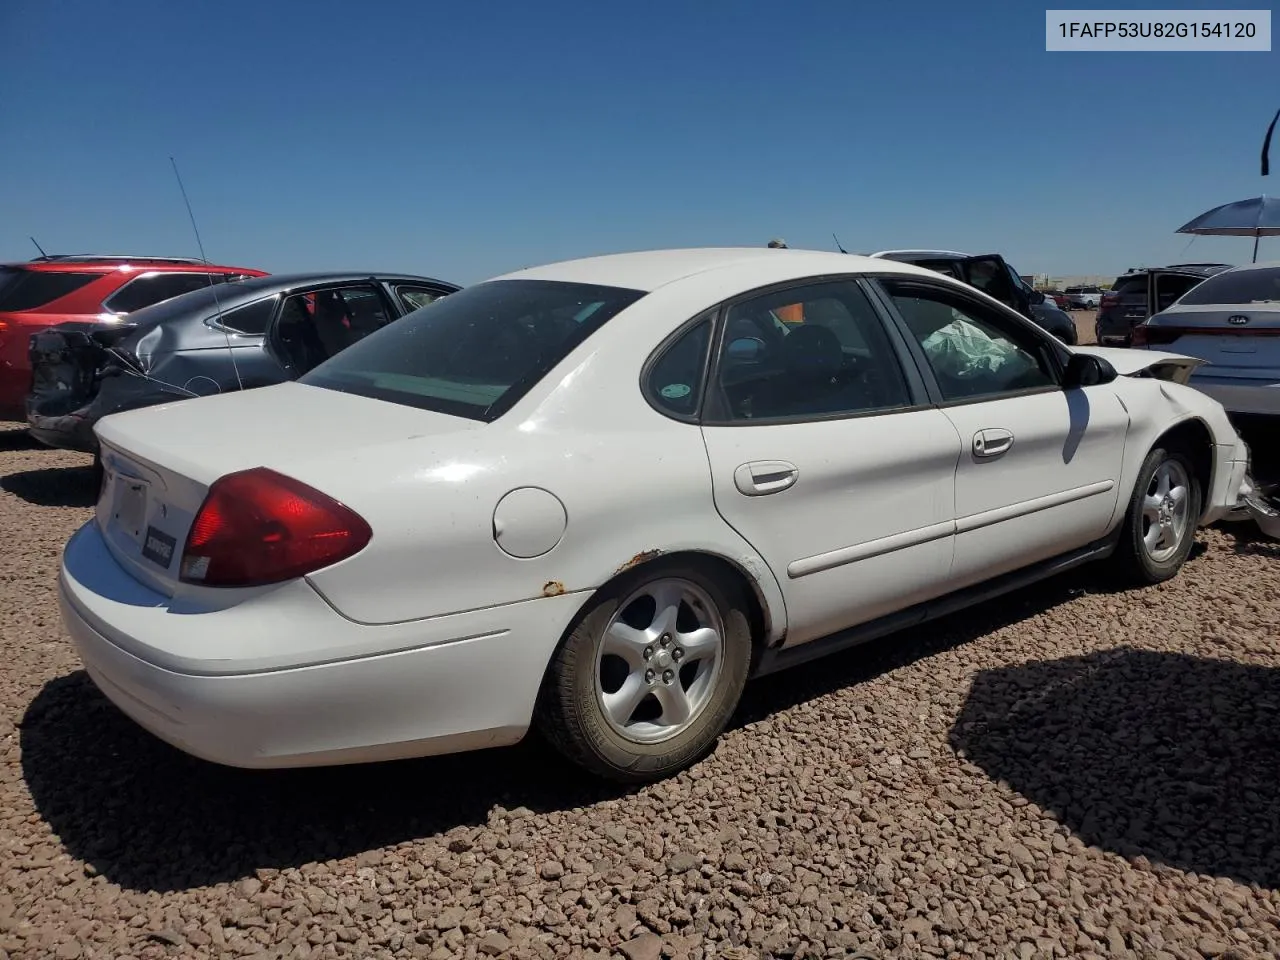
[295,275,798,637]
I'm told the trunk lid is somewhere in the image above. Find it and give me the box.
[93,381,484,596]
[1148,305,1280,381]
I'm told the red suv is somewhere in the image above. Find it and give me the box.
[0,255,268,420]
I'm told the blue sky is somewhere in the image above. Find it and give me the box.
[1,0,1276,283]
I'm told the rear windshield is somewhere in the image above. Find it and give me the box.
[301,279,646,421]
[1178,267,1280,306]
[0,268,100,311]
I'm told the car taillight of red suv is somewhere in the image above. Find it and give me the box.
[0,254,268,421]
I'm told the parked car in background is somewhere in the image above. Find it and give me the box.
[1043,290,1071,310]
[57,247,1254,784]
[869,250,1078,344]
[1132,261,1280,418]
[1095,263,1233,346]
[0,255,267,420]
[26,271,459,457]
[1064,285,1105,310]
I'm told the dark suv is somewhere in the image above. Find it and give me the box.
[1094,263,1233,346]
[0,254,266,420]
[867,250,1078,344]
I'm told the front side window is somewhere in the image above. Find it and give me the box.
[1177,267,1280,306]
[882,281,1057,402]
[301,279,645,420]
[713,280,912,422]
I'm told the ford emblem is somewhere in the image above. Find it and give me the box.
[1227,314,1250,325]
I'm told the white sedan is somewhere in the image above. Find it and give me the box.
[59,248,1254,782]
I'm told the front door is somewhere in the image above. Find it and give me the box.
[695,278,963,647]
[877,277,1129,589]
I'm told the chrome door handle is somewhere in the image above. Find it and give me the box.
[973,428,1014,459]
[734,460,800,496]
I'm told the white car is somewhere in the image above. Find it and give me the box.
[59,248,1254,783]
[1132,260,1280,417]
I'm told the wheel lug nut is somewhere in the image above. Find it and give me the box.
[645,669,656,683]
[663,669,674,684]
[643,646,654,659]
[661,634,671,647]
[672,648,684,661]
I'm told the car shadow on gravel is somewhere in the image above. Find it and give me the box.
[950,647,1280,889]
[21,547,1209,894]
[21,672,630,893]
[730,553,1167,729]
[0,427,41,451]
[0,465,98,507]
[1215,521,1280,559]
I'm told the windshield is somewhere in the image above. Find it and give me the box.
[1178,267,1280,305]
[300,279,646,421]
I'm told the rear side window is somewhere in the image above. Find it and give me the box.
[104,272,237,314]
[1178,267,1280,306]
[207,296,278,336]
[301,279,646,421]
[395,284,448,311]
[0,269,100,311]
[646,317,712,417]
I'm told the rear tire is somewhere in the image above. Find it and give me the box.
[535,560,753,783]
[1112,445,1202,586]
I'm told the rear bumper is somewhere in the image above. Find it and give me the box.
[26,400,98,452]
[59,521,584,769]
[1188,375,1280,417]
[26,375,190,453]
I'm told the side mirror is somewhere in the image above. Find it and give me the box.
[1030,289,1046,304]
[726,336,765,361]
[1063,352,1117,388]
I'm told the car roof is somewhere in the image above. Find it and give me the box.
[867,249,973,261]
[1212,259,1280,275]
[1117,263,1233,279]
[4,255,263,274]
[114,271,461,329]
[489,247,932,293]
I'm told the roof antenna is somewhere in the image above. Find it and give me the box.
[832,232,849,254]
[169,156,244,391]
[29,237,49,258]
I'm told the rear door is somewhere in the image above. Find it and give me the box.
[695,277,963,648]
[267,282,399,377]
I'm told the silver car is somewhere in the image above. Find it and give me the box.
[1132,261,1280,418]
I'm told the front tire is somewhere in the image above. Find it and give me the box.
[535,560,753,783]
[1112,446,1202,585]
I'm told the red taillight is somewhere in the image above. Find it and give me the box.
[179,467,372,587]
[1130,324,1185,347]
[1100,294,1120,310]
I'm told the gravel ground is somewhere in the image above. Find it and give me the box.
[2,420,1279,960]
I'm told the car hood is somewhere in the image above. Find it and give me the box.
[1071,345,1204,385]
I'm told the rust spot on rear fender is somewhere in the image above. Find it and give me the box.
[616,549,663,575]
[541,580,565,597]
